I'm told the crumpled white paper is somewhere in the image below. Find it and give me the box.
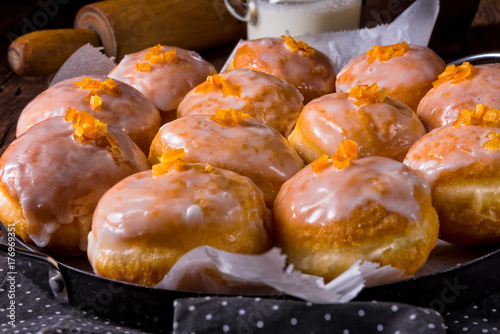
[221,0,440,73]
[299,0,439,72]
[156,246,404,304]
[50,45,116,86]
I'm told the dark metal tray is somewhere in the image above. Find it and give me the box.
[1,229,499,333]
[2,52,500,333]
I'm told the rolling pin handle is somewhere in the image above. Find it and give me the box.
[8,28,101,77]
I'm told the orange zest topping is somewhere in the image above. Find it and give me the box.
[74,77,121,110]
[195,75,242,98]
[163,49,177,62]
[64,107,120,155]
[139,44,178,70]
[311,155,331,174]
[85,90,103,111]
[433,62,476,88]
[349,83,388,106]
[152,148,186,176]
[136,62,152,72]
[366,42,410,63]
[331,139,358,169]
[209,108,251,126]
[282,35,315,56]
[453,104,500,127]
[483,131,500,150]
[102,78,121,96]
[144,44,164,60]
[74,77,102,90]
[311,140,358,173]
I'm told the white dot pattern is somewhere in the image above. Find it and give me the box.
[0,254,169,334]
[2,249,499,334]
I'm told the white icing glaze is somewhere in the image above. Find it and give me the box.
[417,64,500,131]
[337,44,445,92]
[16,75,161,153]
[295,92,425,160]
[109,45,216,112]
[274,156,429,224]
[336,44,445,110]
[233,37,336,102]
[177,68,304,137]
[91,166,269,251]
[151,114,304,206]
[337,45,443,88]
[0,117,150,250]
[404,124,500,187]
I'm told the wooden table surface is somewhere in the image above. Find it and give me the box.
[1,0,500,156]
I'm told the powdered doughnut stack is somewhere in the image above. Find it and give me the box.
[2,37,496,291]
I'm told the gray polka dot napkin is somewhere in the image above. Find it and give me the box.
[2,252,500,333]
[173,296,447,334]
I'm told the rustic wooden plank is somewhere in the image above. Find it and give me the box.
[0,74,51,154]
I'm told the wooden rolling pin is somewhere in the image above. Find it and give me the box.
[8,0,246,76]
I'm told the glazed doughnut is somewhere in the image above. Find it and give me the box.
[88,150,272,286]
[149,110,304,207]
[177,68,303,137]
[404,104,500,245]
[0,109,150,255]
[417,63,500,131]
[109,44,217,123]
[288,84,425,164]
[273,141,439,281]
[336,42,446,111]
[229,36,336,103]
[16,76,161,154]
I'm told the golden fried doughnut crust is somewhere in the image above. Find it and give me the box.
[0,116,150,255]
[404,123,500,245]
[88,164,272,286]
[231,36,336,103]
[273,156,439,281]
[16,75,160,154]
[288,91,425,164]
[177,68,303,137]
[417,64,500,131]
[149,113,304,208]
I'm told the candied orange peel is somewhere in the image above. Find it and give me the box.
[311,155,331,174]
[282,35,315,56]
[433,62,476,88]
[136,62,152,72]
[453,104,500,127]
[74,77,120,96]
[332,139,358,169]
[209,108,251,126]
[483,131,500,150]
[138,44,178,71]
[101,78,121,96]
[349,83,388,106]
[311,140,358,173]
[366,42,410,63]
[152,148,186,176]
[74,77,102,90]
[64,107,120,155]
[144,44,164,60]
[85,90,103,110]
[195,74,242,98]
[74,77,121,110]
